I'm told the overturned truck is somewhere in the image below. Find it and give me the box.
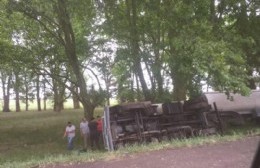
[102,95,224,151]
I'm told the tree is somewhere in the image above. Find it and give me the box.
[7,0,98,119]
[103,0,152,101]
[1,0,258,113]
[225,0,260,89]
[102,0,252,100]
[88,37,116,105]
[0,69,12,112]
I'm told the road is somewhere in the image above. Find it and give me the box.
[44,136,260,168]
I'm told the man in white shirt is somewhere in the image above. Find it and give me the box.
[80,117,89,151]
[63,121,76,150]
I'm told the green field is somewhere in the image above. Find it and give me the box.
[0,108,104,168]
[0,99,78,111]
[0,109,259,168]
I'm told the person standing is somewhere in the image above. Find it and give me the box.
[63,121,76,150]
[96,116,103,144]
[88,117,100,150]
[80,117,89,151]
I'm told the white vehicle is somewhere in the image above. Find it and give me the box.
[205,90,260,117]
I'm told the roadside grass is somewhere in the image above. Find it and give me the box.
[0,109,259,168]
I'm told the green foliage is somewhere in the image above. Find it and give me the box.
[153,89,173,102]
[1,0,259,110]
[88,85,106,106]
[192,38,250,96]
[117,88,137,102]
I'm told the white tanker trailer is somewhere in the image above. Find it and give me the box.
[204,90,260,118]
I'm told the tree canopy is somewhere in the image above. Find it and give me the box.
[0,0,259,117]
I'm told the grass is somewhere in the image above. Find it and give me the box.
[0,109,259,168]
[0,99,66,111]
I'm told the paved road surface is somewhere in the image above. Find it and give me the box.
[45,136,259,168]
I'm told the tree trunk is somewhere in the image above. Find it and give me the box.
[25,88,29,111]
[72,84,80,109]
[135,73,141,101]
[2,74,11,112]
[54,100,63,112]
[168,26,187,101]
[43,97,47,111]
[57,0,93,120]
[14,71,21,112]
[25,75,29,111]
[53,75,65,112]
[144,59,155,97]
[36,75,41,111]
[3,95,10,112]
[126,0,151,101]
[105,81,110,106]
[43,79,47,111]
[172,73,188,101]
[152,45,164,100]
[153,0,164,99]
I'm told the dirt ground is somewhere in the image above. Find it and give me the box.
[44,136,259,168]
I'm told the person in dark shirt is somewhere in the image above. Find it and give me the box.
[88,117,100,150]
